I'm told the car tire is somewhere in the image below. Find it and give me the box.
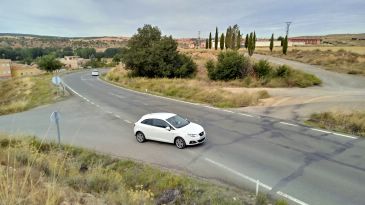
[136,131,146,143]
[175,137,186,149]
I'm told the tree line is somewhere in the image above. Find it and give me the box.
[205,26,289,55]
[0,47,124,64]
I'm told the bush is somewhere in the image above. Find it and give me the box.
[122,24,197,78]
[206,51,250,80]
[275,65,291,78]
[255,193,267,205]
[275,199,289,205]
[253,60,272,78]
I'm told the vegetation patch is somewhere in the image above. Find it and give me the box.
[0,135,262,204]
[105,67,269,108]
[206,51,321,87]
[0,74,64,115]
[256,48,365,75]
[307,111,365,137]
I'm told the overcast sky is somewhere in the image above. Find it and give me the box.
[0,0,364,38]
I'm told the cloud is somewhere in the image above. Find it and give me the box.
[0,0,364,37]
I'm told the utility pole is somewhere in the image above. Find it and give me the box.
[197,31,201,49]
[285,22,292,37]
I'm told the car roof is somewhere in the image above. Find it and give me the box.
[142,112,176,120]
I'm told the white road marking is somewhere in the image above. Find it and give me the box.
[204,158,309,205]
[277,191,310,205]
[310,128,332,134]
[223,110,234,113]
[279,122,298,127]
[114,114,121,119]
[239,113,254,117]
[109,92,125,99]
[124,120,132,124]
[333,132,357,139]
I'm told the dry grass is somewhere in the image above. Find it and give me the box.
[0,134,257,204]
[307,111,365,137]
[256,47,365,75]
[105,67,269,108]
[0,74,63,115]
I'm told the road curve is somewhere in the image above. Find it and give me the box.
[1,70,365,205]
[64,71,365,205]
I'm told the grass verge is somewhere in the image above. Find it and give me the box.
[0,74,64,115]
[0,134,260,204]
[307,111,365,137]
[104,67,270,108]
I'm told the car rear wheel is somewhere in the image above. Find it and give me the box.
[136,132,146,143]
[175,137,186,149]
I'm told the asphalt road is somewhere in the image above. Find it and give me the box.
[1,71,365,205]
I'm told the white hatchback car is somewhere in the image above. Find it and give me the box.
[91,69,99,76]
[134,113,206,149]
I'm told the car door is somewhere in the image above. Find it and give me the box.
[139,119,155,140]
[150,119,174,143]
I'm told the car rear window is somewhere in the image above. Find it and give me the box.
[141,119,152,125]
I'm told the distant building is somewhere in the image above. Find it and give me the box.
[254,39,283,47]
[60,56,89,69]
[11,63,44,77]
[0,59,12,79]
[289,37,321,45]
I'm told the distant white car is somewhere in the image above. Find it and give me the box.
[134,113,206,149]
[91,69,99,76]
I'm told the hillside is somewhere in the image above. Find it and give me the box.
[0,33,129,51]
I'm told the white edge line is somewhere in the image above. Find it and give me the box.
[279,122,298,127]
[310,128,332,134]
[204,157,309,205]
[277,191,309,205]
[333,132,357,139]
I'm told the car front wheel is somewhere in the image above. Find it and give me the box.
[136,131,146,143]
[175,137,186,149]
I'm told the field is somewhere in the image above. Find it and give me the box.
[256,46,365,75]
[0,134,270,205]
[0,74,64,115]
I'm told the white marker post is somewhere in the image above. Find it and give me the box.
[50,111,61,145]
[256,180,259,196]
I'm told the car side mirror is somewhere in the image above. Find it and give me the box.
[165,126,171,131]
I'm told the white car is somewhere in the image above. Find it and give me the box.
[134,113,206,149]
[91,69,99,76]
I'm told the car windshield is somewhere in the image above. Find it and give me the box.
[166,115,189,128]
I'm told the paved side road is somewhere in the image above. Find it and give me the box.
[0,71,365,205]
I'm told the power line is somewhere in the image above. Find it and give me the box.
[285,22,292,37]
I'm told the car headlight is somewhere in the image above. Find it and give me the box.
[187,134,198,137]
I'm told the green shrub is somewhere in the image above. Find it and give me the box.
[275,65,291,78]
[206,51,250,80]
[253,60,272,78]
[275,198,289,205]
[255,193,268,205]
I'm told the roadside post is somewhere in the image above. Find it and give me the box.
[256,180,259,196]
[51,76,62,96]
[50,111,61,145]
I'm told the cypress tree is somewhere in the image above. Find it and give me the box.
[205,39,208,49]
[283,35,288,55]
[253,31,256,50]
[220,33,224,50]
[236,31,241,49]
[245,34,248,49]
[231,32,236,50]
[225,26,232,49]
[214,27,218,50]
[209,32,212,49]
[248,32,254,56]
[270,33,274,52]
